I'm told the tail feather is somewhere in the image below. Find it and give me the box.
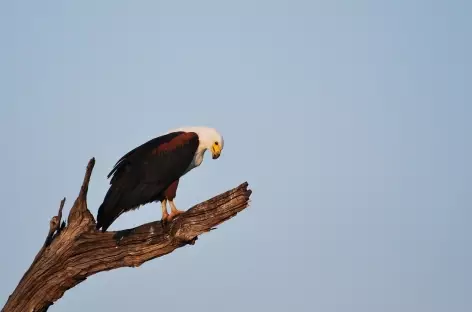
[96,186,123,232]
[96,183,161,231]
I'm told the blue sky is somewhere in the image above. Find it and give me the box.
[1,1,471,311]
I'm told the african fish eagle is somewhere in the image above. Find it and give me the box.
[96,126,224,232]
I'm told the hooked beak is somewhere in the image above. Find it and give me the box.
[211,144,221,159]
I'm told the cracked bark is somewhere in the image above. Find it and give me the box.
[1,158,252,312]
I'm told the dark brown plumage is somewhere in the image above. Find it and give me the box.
[96,131,199,231]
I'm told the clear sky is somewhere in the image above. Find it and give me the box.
[1,1,471,311]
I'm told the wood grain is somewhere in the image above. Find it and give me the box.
[1,158,252,312]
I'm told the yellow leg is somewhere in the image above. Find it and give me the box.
[168,200,184,220]
[161,199,169,221]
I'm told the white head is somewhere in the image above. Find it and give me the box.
[168,126,224,159]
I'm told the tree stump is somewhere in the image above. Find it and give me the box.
[1,158,252,312]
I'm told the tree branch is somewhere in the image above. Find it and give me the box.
[1,158,252,312]
[45,198,65,247]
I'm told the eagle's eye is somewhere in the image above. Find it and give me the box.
[214,142,219,145]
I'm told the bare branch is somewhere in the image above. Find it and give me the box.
[45,198,66,247]
[1,158,252,312]
[67,158,96,227]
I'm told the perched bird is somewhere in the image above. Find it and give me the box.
[96,126,224,232]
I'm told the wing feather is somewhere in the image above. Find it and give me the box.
[96,131,199,231]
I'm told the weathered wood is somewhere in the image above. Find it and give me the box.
[1,158,252,312]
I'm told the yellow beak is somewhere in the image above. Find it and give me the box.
[211,144,221,159]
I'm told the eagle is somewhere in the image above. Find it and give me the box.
[96,126,224,232]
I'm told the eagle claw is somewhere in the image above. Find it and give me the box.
[168,211,184,221]
[160,212,170,224]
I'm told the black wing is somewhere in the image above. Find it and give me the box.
[96,131,199,231]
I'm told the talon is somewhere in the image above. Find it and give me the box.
[168,200,185,220]
[161,213,170,223]
[168,210,184,221]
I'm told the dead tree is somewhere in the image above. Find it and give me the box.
[1,158,252,312]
